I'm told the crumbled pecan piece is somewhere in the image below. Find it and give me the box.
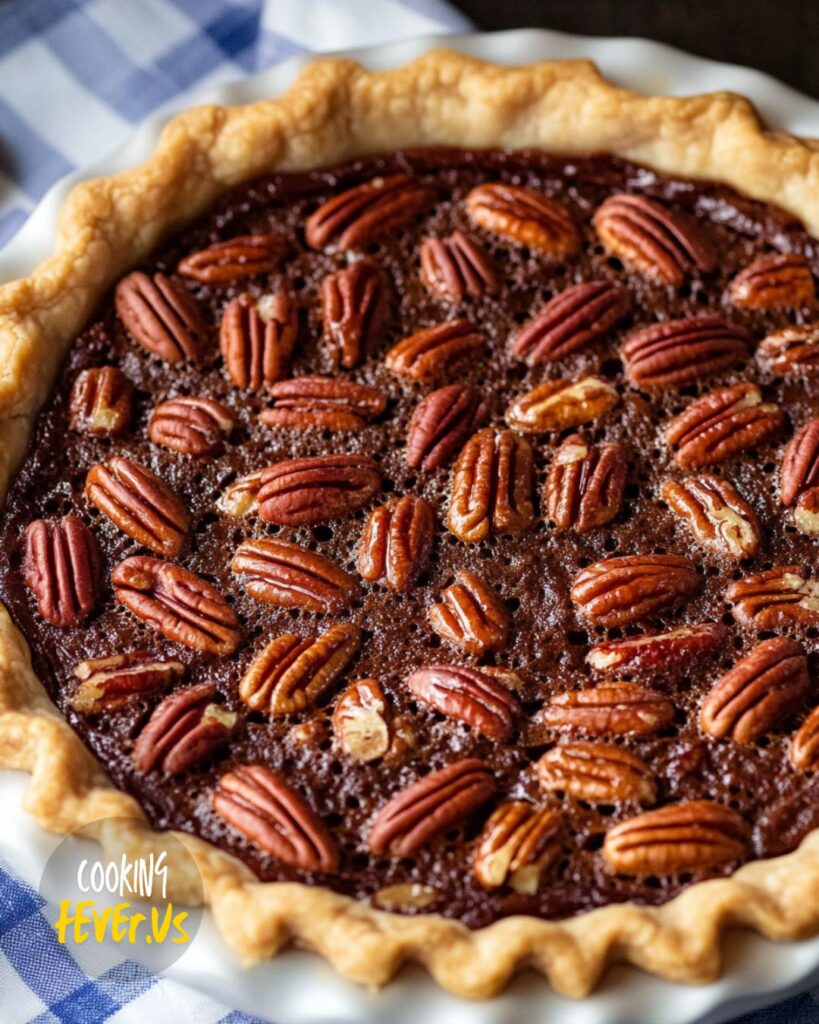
[232,537,356,612]
[306,174,433,250]
[727,567,819,629]
[384,319,484,381]
[216,470,264,518]
[220,291,298,391]
[795,487,819,534]
[406,385,486,471]
[333,678,390,762]
[420,230,498,301]
[621,315,747,388]
[473,802,563,894]
[545,433,626,533]
[537,742,656,804]
[587,623,726,676]
[533,683,674,738]
[132,682,237,773]
[506,376,619,434]
[260,377,386,431]
[115,271,206,364]
[728,252,815,310]
[177,234,286,283]
[321,260,387,369]
[357,495,435,592]
[570,554,700,627]
[69,366,133,437]
[662,474,760,558]
[372,884,439,911]
[466,182,579,257]
[71,652,185,714]
[406,664,520,741]
[427,570,509,655]
[791,707,819,771]
[148,396,234,456]
[24,516,102,628]
[756,324,819,377]
[258,454,381,526]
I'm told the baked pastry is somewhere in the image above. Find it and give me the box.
[2,51,819,999]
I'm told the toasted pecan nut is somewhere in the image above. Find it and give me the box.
[357,495,435,592]
[220,291,297,391]
[148,396,234,456]
[662,474,760,559]
[791,707,819,771]
[727,567,819,629]
[258,454,380,526]
[593,194,716,285]
[587,623,726,676]
[537,742,656,804]
[466,182,579,257]
[71,652,185,714]
[728,252,815,310]
[333,678,390,762]
[780,418,819,507]
[261,376,385,432]
[406,385,486,472]
[701,637,809,744]
[406,664,520,740]
[533,683,674,738]
[85,456,190,557]
[511,281,630,365]
[371,883,439,911]
[420,230,498,302]
[447,428,535,543]
[368,759,496,857]
[427,570,509,655]
[24,516,102,628]
[384,319,484,381]
[212,764,338,871]
[473,802,563,894]
[603,801,747,875]
[177,234,286,283]
[506,376,619,434]
[239,623,360,714]
[545,433,626,533]
[132,682,237,774]
[570,554,700,627]
[232,537,356,613]
[321,259,387,369]
[69,366,133,437]
[756,324,819,377]
[795,487,819,534]
[112,556,240,655]
[115,271,206,364]
[216,470,264,518]
[621,316,747,389]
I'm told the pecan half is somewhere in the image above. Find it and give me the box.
[85,457,190,557]
[239,623,360,714]
[212,765,338,871]
[447,428,535,542]
[587,623,726,676]
[545,433,626,533]
[132,682,237,773]
[466,183,579,257]
[24,516,102,628]
[780,418,819,507]
[728,252,815,310]
[791,707,819,771]
[112,556,240,655]
[406,664,520,741]
[260,376,385,431]
[357,495,435,592]
[216,470,264,518]
[427,570,509,655]
[219,291,298,391]
[593,194,716,285]
[306,174,433,250]
[368,759,495,856]
[69,366,133,437]
[511,281,630,365]
[603,801,747,875]
[665,383,785,469]
[621,315,747,389]
[727,567,819,629]
[701,637,809,744]
[232,537,356,612]
[178,234,286,283]
[420,230,498,302]
[473,802,563,894]
[71,652,185,714]
[148,396,234,456]
[384,319,484,381]
[115,271,206,364]
[333,678,390,762]
[406,384,486,471]
[506,376,619,434]
[321,260,387,369]
[534,684,674,738]
[570,554,700,627]
[537,742,656,804]
[258,454,381,526]
[795,488,819,535]
[662,475,760,558]
[756,325,819,377]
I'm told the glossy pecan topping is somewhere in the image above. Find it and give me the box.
[148,396,234,456]
[71,652,185,714]
[85,456,190,557]
[587,623,726,676]
[621,315,747,388]
[357,495,435,592]
[545,433,626,533]
[780,418,819,507]
[465,182,579,257]
[24,516,102,628]
[537,742,656,804]
[238,623,360,714]
[728,252,814,310]
[665,383,784,469]
[69,366,133,437]
[220,291,298,391]
[420,230,498,302]
[115,271,206,364]
[406,664,520,741]
[368,759,495,857]
[662,474,760,559]
[177,234,286,283]
[332,678,390,762]
[212,765,338,871]
[701,637,809,744]
[112,556,240,655]
[756,324,819,377]
[593,194,716,285]
[570,554,700,627]
[405,384,486,471]
[728,567,819,629]
[216,470,264,518]
[791,707,819,771]
[132,682,237,774]
[231,537,356,612]
[427,570,509,655]
[603,801,747,875]
[533,683,674,738]
[384,319,484,381]
[321,259,387,369]
[506,376,619,434]
[511,281,630,365]
[260,376,385,431]
[447,428,535,542]
[306,173,432,250]
[257,454,380,526]
[473,802,563,894]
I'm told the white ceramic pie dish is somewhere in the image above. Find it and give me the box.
[2,27,819,1024]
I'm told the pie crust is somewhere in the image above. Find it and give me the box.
[2,50,819,999]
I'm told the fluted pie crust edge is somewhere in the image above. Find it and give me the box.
[2,49,819,999]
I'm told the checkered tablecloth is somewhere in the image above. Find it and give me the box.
[1,1,819,1021]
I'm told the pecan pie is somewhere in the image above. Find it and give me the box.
[3,51,819,1000]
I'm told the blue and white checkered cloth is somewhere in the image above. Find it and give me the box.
[1,1,819,1021]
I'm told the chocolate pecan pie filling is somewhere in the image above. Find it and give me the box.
[3,148,819,928]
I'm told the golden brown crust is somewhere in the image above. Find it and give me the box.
[3,49,819,998]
